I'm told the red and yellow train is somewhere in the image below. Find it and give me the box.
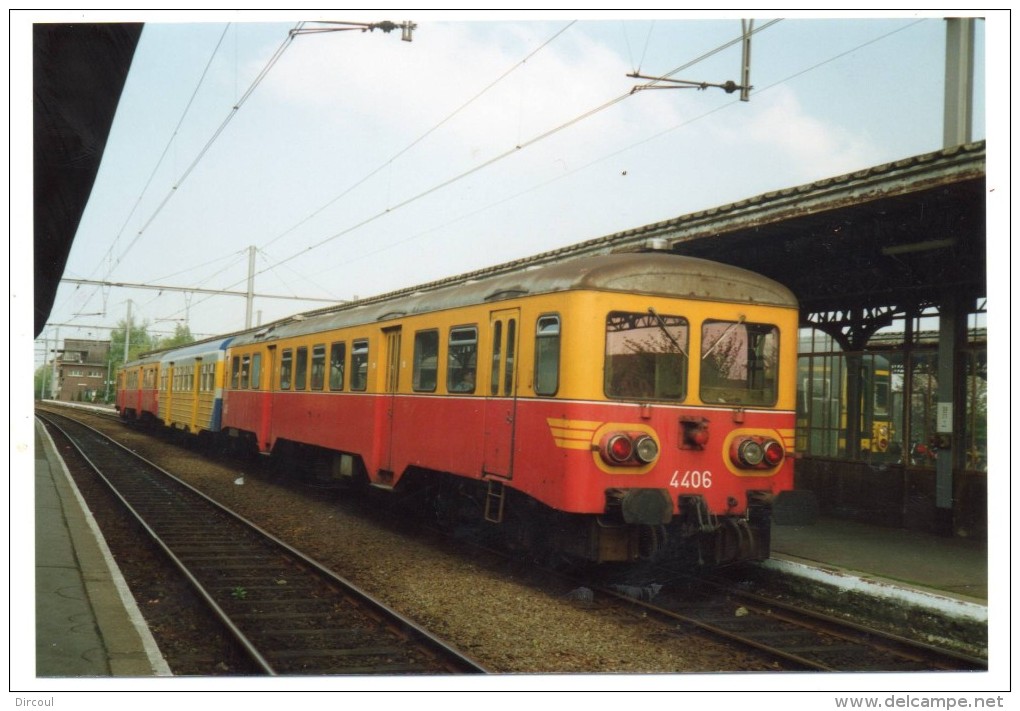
[117,251,799,566]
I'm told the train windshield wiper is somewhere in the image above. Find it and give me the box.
[647,307,688,359]
[702,315,746,360]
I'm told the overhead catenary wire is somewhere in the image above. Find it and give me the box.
[53,24,234,324]
[53,22,305,335]
[101,18,931,333]
[113,22,305,273]
[252,21,776,280]
[155,22,583,320]
[154,20,784,324]
[313,19,933,280]
[262,21,577,252]
[100,23,233,281]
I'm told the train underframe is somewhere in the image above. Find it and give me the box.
[259,436,773,568]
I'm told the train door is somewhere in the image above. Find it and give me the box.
[163,362,175,426]
[190,357,202,431]
[261,345,276,452]
[381,327,402,474]
[483,308,520,479]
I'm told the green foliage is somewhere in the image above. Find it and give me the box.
[34,365,51,400]
[108,319,157,375]
[157,323,195,350]
[108,320,196,382]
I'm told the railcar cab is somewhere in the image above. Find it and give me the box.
[502,252,800,564]
[215,251,800,566]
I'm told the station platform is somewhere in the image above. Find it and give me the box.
[765,518,989,660]
[771,516,988,604]
[31,412,987,677]
[33,418,171,678]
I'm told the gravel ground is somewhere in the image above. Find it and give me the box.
[49,409,779,676]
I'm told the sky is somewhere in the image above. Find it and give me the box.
[20,10,1000,365]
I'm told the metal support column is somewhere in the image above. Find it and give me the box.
[934,294,967,535]
[943,18,975,148]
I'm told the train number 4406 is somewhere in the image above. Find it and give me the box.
[671,470,712,489]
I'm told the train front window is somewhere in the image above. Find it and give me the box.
[700,320,779,406]
[604,311,688,401]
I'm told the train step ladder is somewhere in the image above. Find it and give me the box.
[484,479,506,524]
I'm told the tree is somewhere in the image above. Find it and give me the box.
[34,364,52,400]
[108,319,156,376]
[155,323,195,351]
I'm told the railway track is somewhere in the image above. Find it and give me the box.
[597,577,988,672]
[38,410,487,676]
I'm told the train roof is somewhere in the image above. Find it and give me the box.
[122,337,235,370]
[229,252,797,347]
[156,337,235,364]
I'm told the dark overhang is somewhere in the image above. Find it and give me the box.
[33,22,144,337]
[655,142,986,317]
[353,142,985,324]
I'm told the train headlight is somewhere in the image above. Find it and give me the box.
[598,431,659,467]
[731,436,785,470]
[762,439,785,466]
[633,435,659,464]
[736,439,765,467]
[605,434,633,464]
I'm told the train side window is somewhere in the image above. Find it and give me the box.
[350,340,369,391]
[251,353,262,390]
[280,349,293,390]
[447,326,477,393]
[295,346,308,390]
[231,356,241,389]
[329,342,346,391]
[534,315,560,396]
[490,321,503,396]
[311,344,326,391]
[504,319,516,394]
[413,330,439,392]
[700,320,779,406]
[240,355,251,389]
[605,311,688,401]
